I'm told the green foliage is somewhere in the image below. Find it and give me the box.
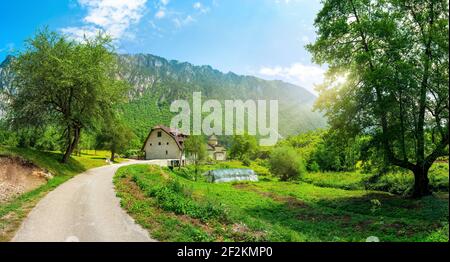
[7,29,129,162]
[282,129,325,162]
[309,161,320,172]
[302,171,367,191]
[0,120,17,146]
[311,133,364,172]
[282,130,363,172]
[35,126,64,152]
[126,167,227,223]
[147,180,226,222]
[95,117,136,161]
[303,163,449,195]
[229,134,258,161]
[269,146,306,181]
[115,54,326,141]
[115,164,449,242]
[364,163,450,195]
[184,135,207,178]
[123,149,144,159]
[184,136,207,162]
[308,0,449,197]
[118,87,176,142]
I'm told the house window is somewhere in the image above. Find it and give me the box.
[166,150,168,155]
[150,143,152,146]
[158,142,162,146]
[167,142,169,145]
[157,131,162,137]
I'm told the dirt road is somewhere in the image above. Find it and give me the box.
[12,160,167,242]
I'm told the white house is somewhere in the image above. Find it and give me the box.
[142,125,188,162]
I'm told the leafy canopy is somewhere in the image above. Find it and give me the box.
[8,29,129,162]
[307,0,449,197]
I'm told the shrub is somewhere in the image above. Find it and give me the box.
[242,156,251,167]
[250,162,271,177]
[363,163,449,195]
[308,161,320,172]
[229,134,258,161]
[123,149,144,159]
[363,172,413,195]
[147,179,227,222]
[269,146,306,181]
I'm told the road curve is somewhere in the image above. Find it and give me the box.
[12,160,167,242]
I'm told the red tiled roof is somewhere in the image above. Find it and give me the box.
[142,125,189,151]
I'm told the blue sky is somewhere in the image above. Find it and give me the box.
[1,0,325,93]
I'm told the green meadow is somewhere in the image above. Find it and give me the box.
[114,163,449,242]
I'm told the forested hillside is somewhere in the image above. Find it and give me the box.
[116,54,326,140]
[1,53,325,142]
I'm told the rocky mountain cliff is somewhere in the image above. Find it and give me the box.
[0,54,326,139]
[116,54,326,139]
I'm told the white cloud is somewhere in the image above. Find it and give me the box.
[173,15,195,28]
[148,0,210,32]
[154,0,170,19]
[62,0,148,41]
[258,63,326,93]
[193,2,210,14]
[155,9,166,19]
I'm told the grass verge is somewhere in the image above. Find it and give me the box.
[114,164,449,242]
[0,146,114,241]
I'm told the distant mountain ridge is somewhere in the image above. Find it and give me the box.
[116,54,326,139]
[0,54,326,140]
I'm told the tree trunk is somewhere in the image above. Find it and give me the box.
[61,127,81,163]
[111,144,116,163]
[412,167,432,198]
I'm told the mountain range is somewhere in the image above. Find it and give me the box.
[0,54,326,141]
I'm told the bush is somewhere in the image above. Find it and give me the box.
[242,156,251,167]
[269,146,306,181]
[229,134,258,161]
[123,149,144,159]
[363,172,413,196]
[363,163,449,195]
[147,179,227,222]
[308,161,320,172]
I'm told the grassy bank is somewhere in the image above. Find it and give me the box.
[114,164,449,242]
[302,163,449,195]
[0,146,116,241]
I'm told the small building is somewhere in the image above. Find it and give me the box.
[207,135,227,161]
[142,125,188,162]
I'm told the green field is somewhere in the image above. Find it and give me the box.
[114,164,449,242]
[0,146,117,241]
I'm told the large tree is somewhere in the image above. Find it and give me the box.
[308,0,449,197]
[96,117,135,162]
[8,29,128,163]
